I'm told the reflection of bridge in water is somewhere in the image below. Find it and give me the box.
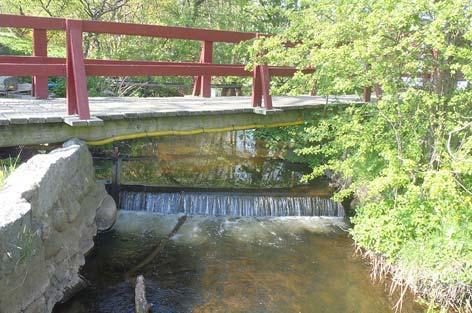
[92,129,314,189]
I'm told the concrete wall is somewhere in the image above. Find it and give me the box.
[0,140,112,313]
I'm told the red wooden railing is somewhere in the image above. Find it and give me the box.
[0,14,318,120]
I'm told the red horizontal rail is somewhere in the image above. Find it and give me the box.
[0,14,312,116]
[0,56,237,67]
[0,14,255,43]
[0,63,65,76]
[80,20,256,43]
[0,14,65,30]
[0,56,308,77]
[84,62,310,77]
[84,64,250,77]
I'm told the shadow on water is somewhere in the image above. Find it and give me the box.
[54,130,423,313]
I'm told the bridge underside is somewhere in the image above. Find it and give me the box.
[0,95,361,147]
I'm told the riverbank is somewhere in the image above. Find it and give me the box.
[256,106,472,312]
[352,189,472,312]
[360,249,471,312]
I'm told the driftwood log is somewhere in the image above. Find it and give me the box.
[129,215,188,313]
[135,275,151,313]
[126,215,188,278]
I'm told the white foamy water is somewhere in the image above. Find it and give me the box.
[119,191,345,217]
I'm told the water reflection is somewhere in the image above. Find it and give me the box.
[91,130,309,188]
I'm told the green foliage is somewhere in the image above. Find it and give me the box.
[0,30,65,57]
[0,32,32,55]
[254,125,309,163]
[255,0,472,310]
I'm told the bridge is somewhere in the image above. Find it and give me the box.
[0,14,367,147]
[0,95,362,147]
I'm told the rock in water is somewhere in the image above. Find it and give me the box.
[135,275,151,313]
[96,194,117,231]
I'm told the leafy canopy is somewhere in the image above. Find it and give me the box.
[256,0,472,309]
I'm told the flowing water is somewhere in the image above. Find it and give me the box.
[55,213,422,313]
[55,130,423,313]
[119,190,345,217]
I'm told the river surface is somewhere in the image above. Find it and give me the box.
[55,130,423,313]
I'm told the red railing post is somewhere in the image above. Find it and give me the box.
[66,19,90,119]
[66,25,77,115]
[32,28,48,99]
[192,75,202,96]
[260,64,273,110]
[251,65,262,107]
[200,41,213,97]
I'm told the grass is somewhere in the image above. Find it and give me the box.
[0,156,19,187]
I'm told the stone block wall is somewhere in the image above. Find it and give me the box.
[0,140,110,313]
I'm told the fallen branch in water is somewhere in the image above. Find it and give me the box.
[135,275,152,313]
[125,215,187,279]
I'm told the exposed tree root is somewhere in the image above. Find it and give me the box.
[356,247,472,313]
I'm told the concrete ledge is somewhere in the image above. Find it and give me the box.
[0,96,362,147]
[253,107,283,115]
[0,107,324,147]
[63,116,104,127]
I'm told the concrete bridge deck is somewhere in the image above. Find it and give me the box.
[0,95,361,147]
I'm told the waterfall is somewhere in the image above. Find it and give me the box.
[119,191,345,217]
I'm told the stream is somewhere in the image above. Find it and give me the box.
[54,130,423,313]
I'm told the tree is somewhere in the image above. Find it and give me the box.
[256,0,472,310]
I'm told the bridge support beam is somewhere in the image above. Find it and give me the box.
[0,106,318,148]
